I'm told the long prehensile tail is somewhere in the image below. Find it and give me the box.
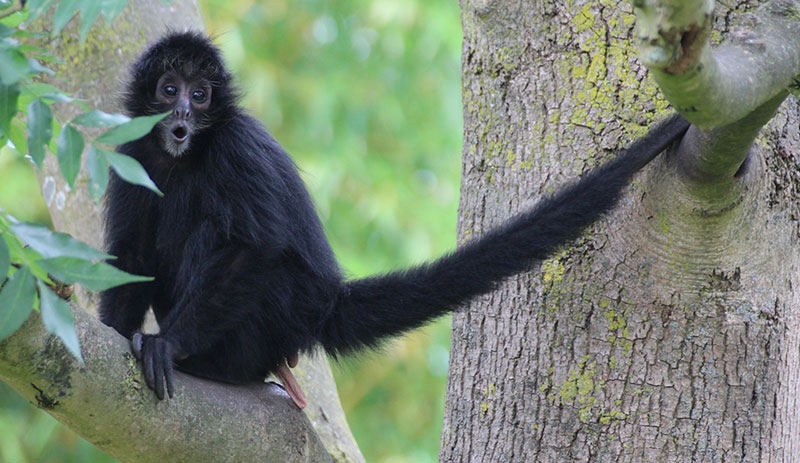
[320,114,690,355]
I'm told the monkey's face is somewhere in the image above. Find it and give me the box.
[155,72,212,157]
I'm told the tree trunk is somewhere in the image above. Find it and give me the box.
[442,0,800,460]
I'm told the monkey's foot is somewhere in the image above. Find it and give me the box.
[276,354,307,409]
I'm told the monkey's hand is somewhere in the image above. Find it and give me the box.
[132,332,176,400]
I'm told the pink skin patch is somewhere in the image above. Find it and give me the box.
[276,353,307,409]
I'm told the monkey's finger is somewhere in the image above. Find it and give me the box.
[153,350,166,400]
[287,352,299,368]
[164,361,175,399]
[142,341,156,393]
[132,332,144,360]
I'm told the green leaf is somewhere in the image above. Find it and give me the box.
[100,0,126,22]
[102,149,163,196]
[10,222,111,260]
[0,82,19,136]
[0,46,29,85]
[0,266,35,341]
[38,280,83,362]
[0,235,9,278]
[85,145,109,202]
[56,123,84,188]
[52,0,81,36]
[22,82,74,104]
[27,99,52,167]
[96,112,168,145]
[8,116,28,156]
[78,2,103,42]
[39,256,152,292]
[72,109,129,128]
[25,0,56,21]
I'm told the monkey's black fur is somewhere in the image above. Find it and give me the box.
[100,31,690,400]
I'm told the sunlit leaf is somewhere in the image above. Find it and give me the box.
[72,110,130,128]
[38,280,83,362]
[84,145,109,202]
[102,149,163,196]
[0,266,35,341]
[27,99,52,167]
[8,116,28,155]
[96,112,168,145]
[39,256,152,292]
[10,222,111,260]
[56,123,84,188]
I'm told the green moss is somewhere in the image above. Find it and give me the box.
[121,352,142,394]
[479,402,490,418]
[604,308,627,332]
[546,356,629,425]
[542,250,567,285]
[598,409,627,425]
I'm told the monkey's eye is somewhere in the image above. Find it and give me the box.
[191,90,207,103]
[162,85,178,97]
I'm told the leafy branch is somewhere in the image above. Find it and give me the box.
[0,0,163,359]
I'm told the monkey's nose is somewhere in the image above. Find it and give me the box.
[173,103,191,120]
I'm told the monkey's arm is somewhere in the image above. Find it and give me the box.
[132,216,308,402]
[99,177,158,337]
[130,220,241,399]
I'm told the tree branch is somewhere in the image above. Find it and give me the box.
[0,0,24,20]
[0,304,331,463]
[633,0,800,191]
[634,0,800,129]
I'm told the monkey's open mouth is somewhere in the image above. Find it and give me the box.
[171,124,189,143]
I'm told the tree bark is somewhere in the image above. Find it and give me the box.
[0,303,330,463]
[443,0,800,461]
[0,1,363,461]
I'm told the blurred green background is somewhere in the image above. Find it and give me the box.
[0,0,462,462]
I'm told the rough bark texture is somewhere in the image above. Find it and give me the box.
[0,306,331,463]
[1,2,364,461]
[442,0,800,461]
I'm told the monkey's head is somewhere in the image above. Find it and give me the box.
[124,30,239,157]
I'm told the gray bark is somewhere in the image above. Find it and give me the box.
[442,0,800,460]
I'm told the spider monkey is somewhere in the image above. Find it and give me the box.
[99,30,690,408]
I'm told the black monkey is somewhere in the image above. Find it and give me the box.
[100,31,690,408]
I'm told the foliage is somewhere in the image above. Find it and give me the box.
[0,0,164,358]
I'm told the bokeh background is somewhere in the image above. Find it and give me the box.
[0,0,462,461]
